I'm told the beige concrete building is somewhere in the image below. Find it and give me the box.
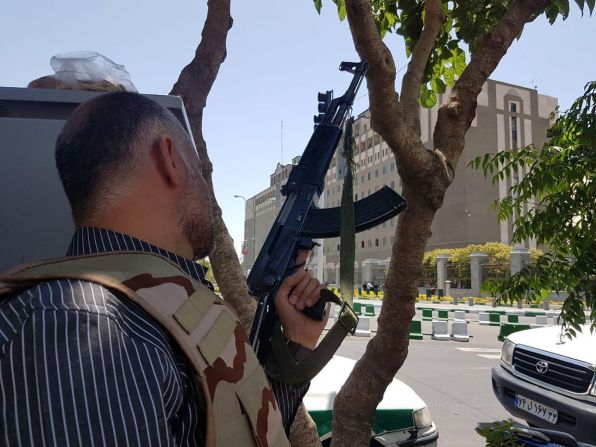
[239,79,558,284]
[238,156,300,273]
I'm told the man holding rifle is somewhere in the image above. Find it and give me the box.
[0,92,327,446]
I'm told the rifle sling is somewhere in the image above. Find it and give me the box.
[265,289,358,386]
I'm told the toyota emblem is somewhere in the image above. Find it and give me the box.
[536,361,549,374]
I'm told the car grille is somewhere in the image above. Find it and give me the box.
[513,347,595,394]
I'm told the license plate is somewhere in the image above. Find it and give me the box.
[515,394,558,424]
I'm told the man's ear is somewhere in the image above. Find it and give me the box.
[151,135,186,188]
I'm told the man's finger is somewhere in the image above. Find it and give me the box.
[294,250,309,266]
[290,272,312,305]
[276,269,307,297]
[302,280,321,307]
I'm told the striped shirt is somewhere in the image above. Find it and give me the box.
[0,227,307,446]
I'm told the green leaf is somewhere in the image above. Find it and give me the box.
[432,77,447,94]
[420,85,437,108]
[559,0,571,19]
[388,12,397,27]
[443,67,455,87]
[313,0,322,14]
[337,0,347,21]
[451,48,467,77]
[587,0,595,14]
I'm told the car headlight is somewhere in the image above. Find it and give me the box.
[501,339,515,366]
[413,407,433,429]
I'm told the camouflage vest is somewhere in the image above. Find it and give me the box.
[0,252,290,447]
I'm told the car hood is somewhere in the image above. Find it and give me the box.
[304,355,427,412]
[509,324,596,367]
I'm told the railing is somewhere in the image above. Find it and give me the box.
[446,263,471,289]
[481,263,511,282]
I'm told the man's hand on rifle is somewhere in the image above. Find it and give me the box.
[274,250,328,350]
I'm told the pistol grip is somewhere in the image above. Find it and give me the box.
[301,299,326,321]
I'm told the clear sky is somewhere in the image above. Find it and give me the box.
[1,1,594,258]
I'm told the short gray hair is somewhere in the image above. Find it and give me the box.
[56,91,193,223]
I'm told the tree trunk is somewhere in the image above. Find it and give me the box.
[332,184,438,446]
[331,0,550,445]
[339,118,356,306]
[169,1,320,444]
[290,404,323,447]
[170,0,257,331]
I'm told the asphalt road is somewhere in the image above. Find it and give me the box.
[334,317,522,447]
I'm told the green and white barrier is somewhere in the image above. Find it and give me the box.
[409,320,423,340]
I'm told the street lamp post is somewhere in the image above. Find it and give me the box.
[234,194,256,269]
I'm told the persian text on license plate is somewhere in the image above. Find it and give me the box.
[515,394,558,424]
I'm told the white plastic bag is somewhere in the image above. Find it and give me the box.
[49,51,137,92]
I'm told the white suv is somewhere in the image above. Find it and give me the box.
[492,325,596,444]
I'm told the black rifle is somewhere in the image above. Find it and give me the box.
[247,60,407,371]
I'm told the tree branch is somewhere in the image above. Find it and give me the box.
[169,0,257,330]
[345,0,434,180]
[400,0,444,134]
[332,185,435,446]
[170,0,232,182]
[344,0,400,136]
[170,3,320,443]
[435,0,549,168]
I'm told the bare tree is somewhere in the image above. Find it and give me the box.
[169,1,319,444]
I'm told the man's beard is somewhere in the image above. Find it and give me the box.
[177,171,214,260]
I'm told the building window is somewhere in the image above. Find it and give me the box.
[367,137,373,149]
[390,180,395,189]
[375,239,379,247]
[367,172,371,181]
[382,166,387,175]
[361,241,364,248]
[355,193,358,200]
[510,102,517,113]
[374,134,380,145]
[511,116,518,148]
[337,244,340,251]
[375,169,379,178]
